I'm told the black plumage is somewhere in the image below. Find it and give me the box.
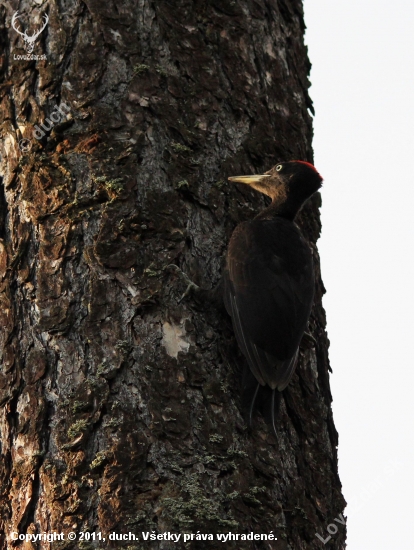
[224,160,323,433]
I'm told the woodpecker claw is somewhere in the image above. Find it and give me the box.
[178,281,200,303]
[300,331,317,349]
[304,331,317,344]
[166,264,201,303]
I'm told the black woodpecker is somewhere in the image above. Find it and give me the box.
[224,160,323,434]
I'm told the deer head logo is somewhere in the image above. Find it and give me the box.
[12,11,49,53]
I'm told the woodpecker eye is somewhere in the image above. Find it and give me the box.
[276,164,283,172]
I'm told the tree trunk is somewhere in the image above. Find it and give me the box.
[0,1,345,548]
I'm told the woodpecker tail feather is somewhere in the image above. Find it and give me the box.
[271,389,278,437]
[248,382,260,427]
[262,387,281,437]
[242,367,282,435]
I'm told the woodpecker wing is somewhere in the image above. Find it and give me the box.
[225,219,314,390]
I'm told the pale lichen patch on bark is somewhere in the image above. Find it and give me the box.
[162,321,190,358]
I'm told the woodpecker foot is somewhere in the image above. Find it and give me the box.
[301,331,317,349]
[166,264,202,303]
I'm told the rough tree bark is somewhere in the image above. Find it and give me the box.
[0,0,346,548]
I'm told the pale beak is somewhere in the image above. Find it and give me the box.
[228,174,271,185]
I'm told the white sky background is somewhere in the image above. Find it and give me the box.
[304,0,414,548]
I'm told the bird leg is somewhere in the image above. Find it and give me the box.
[165,264,204,303]
[165,264,223,307]
[300,331,317,349]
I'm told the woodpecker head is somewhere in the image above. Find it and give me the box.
[228,160,323,218]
